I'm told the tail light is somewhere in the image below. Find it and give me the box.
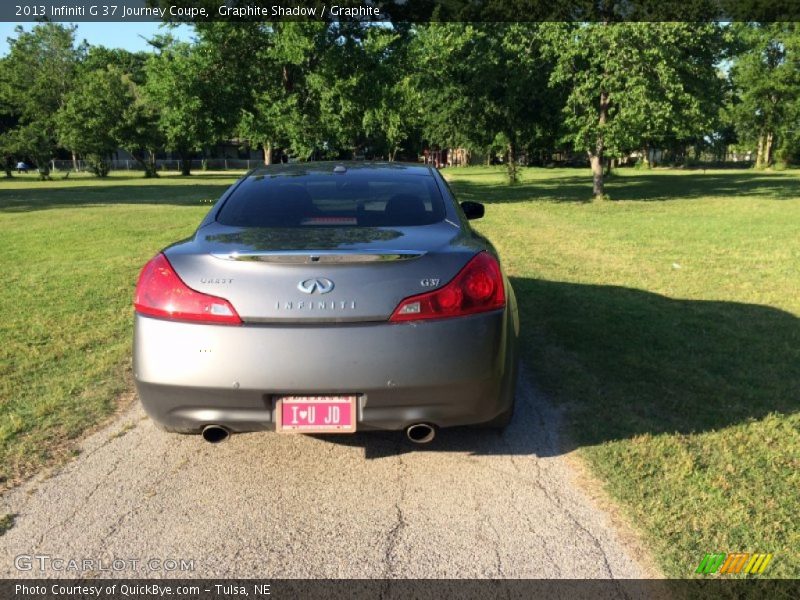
[134,253,242,325]
[390,252,505,322]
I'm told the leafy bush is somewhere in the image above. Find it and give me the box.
[85,154,110,177]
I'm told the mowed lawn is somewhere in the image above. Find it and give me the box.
[0,171,235,486]
[1,167,798,578]
[447,167,799,578]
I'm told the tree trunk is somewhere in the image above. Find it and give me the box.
[642,145,650,168]
[131,150,158,178]
[756,134,764,168]
[591,89,609,199]
[764,131,774,167]
[146,151,158,177]
[590,154,604,197]
[263,142,272,165]
[72,150,79,172]
[282,65,291,92]
[179,150,191,176]
[36,156,51,180]
[506,141,518,184]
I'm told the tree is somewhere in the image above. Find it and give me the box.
[57,65,130,176]
[82,46,148,84]
[232,23,289,165]
[728,23,800,168]
[115,74,164,177]
[411,23,561,183]
[0,24,85,178]
[361,24,422,161]
[198,22,421,163]
[85,47,164,177]
[308,22,412,160]
[548,22,724,198]
[0,76,18,178]
[144,35,240,175]
[56,46,163,177]
[228,22,329,163]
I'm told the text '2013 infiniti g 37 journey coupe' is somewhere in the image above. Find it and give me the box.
[133,162,519,444]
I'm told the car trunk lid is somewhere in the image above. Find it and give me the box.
[165,223,477,323]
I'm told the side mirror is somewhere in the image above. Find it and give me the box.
[460,201,485,220]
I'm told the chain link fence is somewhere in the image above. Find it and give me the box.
[49,158,264,172]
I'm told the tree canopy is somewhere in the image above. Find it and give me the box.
[0,21,794,193]
[0,24,86,177]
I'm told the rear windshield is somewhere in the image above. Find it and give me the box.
[216,172,447,228]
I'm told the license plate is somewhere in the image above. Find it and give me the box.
[275,395,357,434]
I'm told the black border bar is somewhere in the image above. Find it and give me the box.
[2,579,800,600]
[5,1,800,23]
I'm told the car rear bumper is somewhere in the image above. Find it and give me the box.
[133,307,518,433]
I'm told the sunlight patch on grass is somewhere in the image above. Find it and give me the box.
[1,167,798,578]
[446,166,800,578]
[0,172,241,486]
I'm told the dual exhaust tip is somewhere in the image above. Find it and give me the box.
[201,425,230,444]
[405,423,436,444]
[201,423,436,445]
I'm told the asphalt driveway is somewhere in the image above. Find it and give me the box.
[0,372,650,579]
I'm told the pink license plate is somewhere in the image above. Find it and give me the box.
[275,395,357,434]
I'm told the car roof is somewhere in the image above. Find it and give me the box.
[247,161,436,178]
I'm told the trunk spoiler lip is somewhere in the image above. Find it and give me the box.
[209,250,427,264]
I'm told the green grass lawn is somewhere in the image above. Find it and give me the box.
[0,167,797,578]
[447,167,799,578]
[0,171,235,486]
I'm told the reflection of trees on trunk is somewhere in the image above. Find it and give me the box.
[204,227,403,251]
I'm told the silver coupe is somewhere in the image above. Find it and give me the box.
[133,162,519,444]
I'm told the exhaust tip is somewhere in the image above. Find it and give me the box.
[201,425,230,444]
[405,423,436,444]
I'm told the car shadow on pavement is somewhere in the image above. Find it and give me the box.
[311,380,555,460]
[315,277,799,460]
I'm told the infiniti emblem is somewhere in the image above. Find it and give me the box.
[298,277,335,294]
